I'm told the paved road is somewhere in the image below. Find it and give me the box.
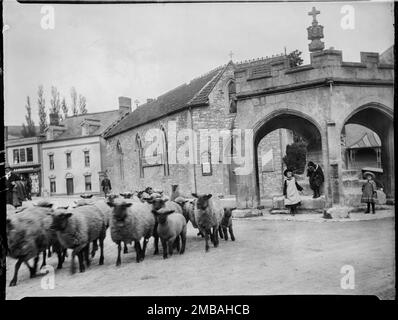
[6,211,395,299]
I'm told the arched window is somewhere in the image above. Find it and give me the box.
[201,151,212,176]
[116,140,124,180]
[136,134,144,178]
[228,80,237,113]
[160,126,170,176]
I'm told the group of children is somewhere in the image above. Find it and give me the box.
[283,166,378,215]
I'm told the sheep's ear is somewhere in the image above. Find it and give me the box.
[123,203,133,208]
[164,210,175,215]
[205,194,213,199]
[230,207,237,211]
[191,193,198,198]
[62,212,73,219]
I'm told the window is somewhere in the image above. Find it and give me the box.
[50,179,56,193]
[49,154,54,170]
[116,141,124,180]
[85,175,92,191]
[26,147,33,162]
[201,151,212,176]
[19,148,26,162]
[13,149,19,164]
[228,81,237,113]
[84,151,90,167]
[66,153,72,168]
[136,135,144,178]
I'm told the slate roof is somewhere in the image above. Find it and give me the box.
[104,64,227,138]
[47,110,126,141]
[5,125,40,140]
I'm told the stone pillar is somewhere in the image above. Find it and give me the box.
[381,123,394,198]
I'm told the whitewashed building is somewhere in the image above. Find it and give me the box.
[41,97,131,196]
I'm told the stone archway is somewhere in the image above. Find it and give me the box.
[341,103,394,198]
[253,110,325,205]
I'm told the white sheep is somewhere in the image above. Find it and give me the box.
[152,208,187,259]
[51,203,108,274]
[6,203,66,286]
[107,198,155,266]
[191,193,224,252]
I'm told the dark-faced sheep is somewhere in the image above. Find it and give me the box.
[145,197,184,255]
[191,193,223,252]
[152,208,187,259]
[220,207,236,241]
[107,198,155,266]
[6,203,66,286]
[51,203,108,274]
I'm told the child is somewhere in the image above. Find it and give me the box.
[361,171,377,214]
[283,168,303,216]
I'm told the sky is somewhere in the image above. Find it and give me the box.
[3,0,394,125]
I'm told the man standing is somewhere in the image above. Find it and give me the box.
[101,174,112,197]
[5,166,19,205]
[307,161,324,198]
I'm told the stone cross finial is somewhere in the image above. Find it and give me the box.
[229,51,234,61]
[308,7,320,23]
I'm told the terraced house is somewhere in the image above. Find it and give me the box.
[41,98,130,196]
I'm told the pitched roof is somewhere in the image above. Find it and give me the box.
[5,125,40,140]
[47,110,126,141]
[104,65,227,138]
[347,132,381,149]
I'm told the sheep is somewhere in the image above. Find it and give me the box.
[170,184,180,201]
[51,202,108,274]
[107,198,155,266]
[191,193,223,252]
[152,208,187,259]
[220,207,236,241]
[6,203,66,286]
[174,197,204,237]
[144,197,184,254]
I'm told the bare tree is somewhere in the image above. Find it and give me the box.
[79,94,87,114]
[50,86,61,116]
[38,85,47,134]
[21,96,36,137]
[70,87,78,115]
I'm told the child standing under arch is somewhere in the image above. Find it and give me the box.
[283,168,303,216]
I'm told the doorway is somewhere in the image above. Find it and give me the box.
[66,178,74,195]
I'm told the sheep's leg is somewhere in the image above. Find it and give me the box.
[204,231,210,252]
[153,224,159,255]
[222,226,228,241]
[180,232,186,255]
[99,237,105,265]
[47,245,52,258]
[218,226,224,239]
[78,251,85,273]
[84,245,91,268]
[56,248,64,269]
[229,225,235,241]
[116,241,122,266]
[71,250,77,274]
[91,240,98,258]
[141,238,149,261]
[174,236,180,253]
[30,255,39,277]
[40,250,47,269]
[168,238,175,256]
[123,242,128,254]
[9,258,24,287]
[134,241,142,263]
[213,227,219,248]
[161,239,168,259]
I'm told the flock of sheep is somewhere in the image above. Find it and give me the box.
[6,187,236,287]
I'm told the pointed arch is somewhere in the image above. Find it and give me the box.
[136,134,144,178]
[227,80,237,113]
[160,125,170,176]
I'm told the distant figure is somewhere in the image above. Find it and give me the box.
[24,175,32,200]
[5,166,19,205]
[307,161,324,198]
[170,184,180,201]
[144,186,153,195]
[361,171,377,214]
[13,176,27,207]
[283,168,303,216]
[101,174,112,197]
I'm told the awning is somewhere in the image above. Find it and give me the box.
[347,132,381,149]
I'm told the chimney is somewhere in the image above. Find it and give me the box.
[118,96,132,113]
[49,113,59,126]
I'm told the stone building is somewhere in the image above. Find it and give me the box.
[41,98,130,196]
[103,8,394,209]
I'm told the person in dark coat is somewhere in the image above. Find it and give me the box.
[12,175,27,207]
[361,171,377,214]
[25,175,32,200]
[101,174,112,197]
[5,166,19,205]
[307,161,324,198]
[283,168,303,216]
